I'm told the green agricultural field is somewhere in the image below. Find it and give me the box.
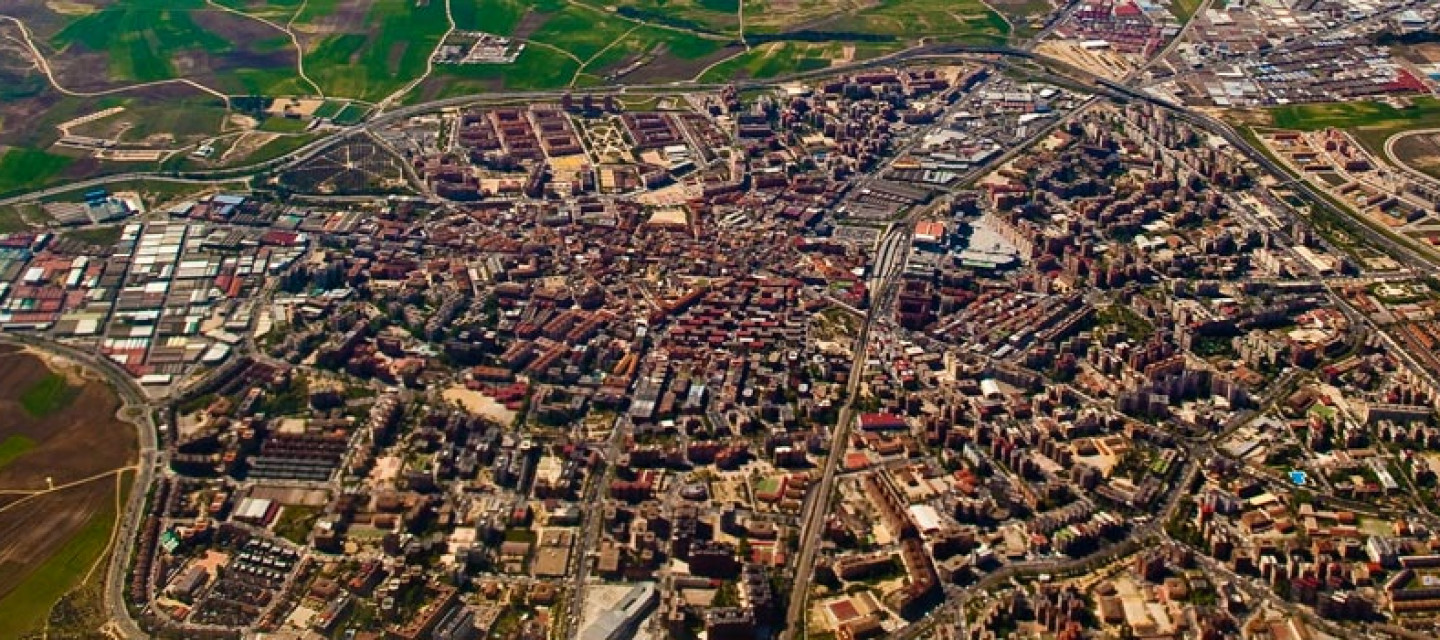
[0,476,124,639]
[300,0,450,101]
[699,41,900,82]
[52,0,231,83]
[451,0,567,33]
[0,436,36,472]
[311,99,347,119]
[820,0,1011,45]
[576,0,741,35]
[581,25,727,80]
[526,4,638,63]
[43,0,304,95]
[20,374,80,419]
[115,102,232,145]
[214,0,307,20]
[1268,97,1440,154]
[331,103,373,125]
[244,133,322,165]
[0,149,74,198]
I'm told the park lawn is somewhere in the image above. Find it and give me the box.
[0,481,120,639]
[20,373,79,419]
[0,436,36,471]
[0,149,75,197]
[1268,97,1440,155]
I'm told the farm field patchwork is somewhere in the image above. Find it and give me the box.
[0,346,137,638]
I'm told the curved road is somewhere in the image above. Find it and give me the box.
[0,335,157,639]
[1384,128,1440,190]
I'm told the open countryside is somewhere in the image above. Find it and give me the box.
[0,345,138,638]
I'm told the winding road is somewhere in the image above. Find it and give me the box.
[1383,128,1440,190]
[0,14,231,106]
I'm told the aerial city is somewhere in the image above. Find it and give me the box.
[3,1,1440,639]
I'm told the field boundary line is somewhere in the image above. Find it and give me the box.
[0,15,232,107]
[0,466,137,512]
[78,470,129,586]
[571,24,642,87]
[204,0,324,97]
[374,0,456,112]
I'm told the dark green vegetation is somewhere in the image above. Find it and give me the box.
[0,148,75,197]
[304,0,450,100]
[1168,0,1205,21]
[19,373,80,419]
[274,505,321,544]
[0,436,36,471]
[819,0,1011,46]
[49,0,305,95]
